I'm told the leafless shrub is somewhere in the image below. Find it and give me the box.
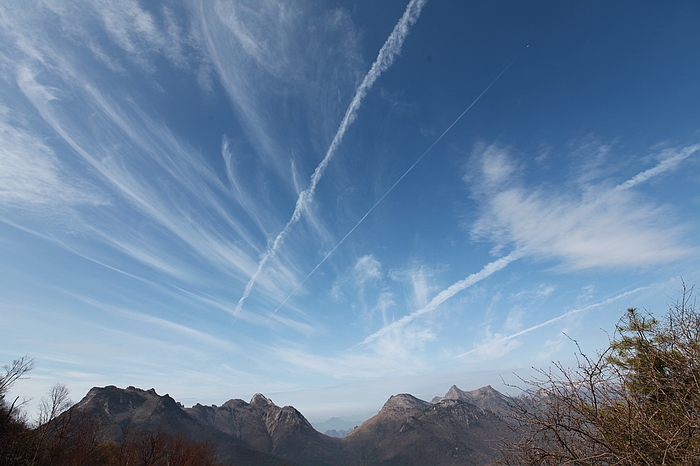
[497,284,700,466]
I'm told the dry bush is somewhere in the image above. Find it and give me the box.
[0,357,220,466]
[497,284,700,466]
[0,356,38,466]
[117,428,219,466]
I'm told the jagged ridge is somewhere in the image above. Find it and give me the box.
[68,384,516,466]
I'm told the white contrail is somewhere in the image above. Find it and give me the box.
[360,250,522,346]
[235,0,428,315]
[613,144,699,193]
[266,55,523,321]
[454,286,647,359]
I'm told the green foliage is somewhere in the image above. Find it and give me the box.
[498,284,700,465]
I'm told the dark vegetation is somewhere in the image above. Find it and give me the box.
[2,285,699,465]
[0,357,221,466]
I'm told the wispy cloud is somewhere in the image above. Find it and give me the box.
[273,324,436,380]
[0,105,102,209]
[468,143,697,268]
[353,255,383,285]
[1,1,201,78]
[234,0,428,315]
[76,297,241,354]
[15,68,262,282]
[0,2,320,334]
[388,264,441,311]
[197,0,365,180]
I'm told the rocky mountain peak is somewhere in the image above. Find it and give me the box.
[221,398,248,409]
[250,393,274,408]
[381,393,429,411]
[264,405,313,434]
[432,384,513,413]
[443,384,467,400]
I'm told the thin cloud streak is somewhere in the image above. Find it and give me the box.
[0,215,315,336]
[361,251,521,346]
[2,3,295,293]
[455,286,648,359]
[15,67,270,285]
[235,0,428,315]
[70,296,241,354]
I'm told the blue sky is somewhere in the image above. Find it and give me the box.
[1,0,699,422]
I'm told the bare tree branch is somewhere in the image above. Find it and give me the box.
[496,286,700,466]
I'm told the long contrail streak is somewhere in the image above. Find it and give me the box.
[267,54,523,321]
[235,0,428,315]
[359,250,522,345]
[613,143,699,193]
[454,286,647,359]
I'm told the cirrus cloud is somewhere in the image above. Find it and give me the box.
[467,142,697,269]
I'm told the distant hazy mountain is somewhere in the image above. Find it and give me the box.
[313,416,366,438]
[69,384,516,465]
[314,417,355,431]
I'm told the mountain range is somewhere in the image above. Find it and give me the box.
[69,384,516,465]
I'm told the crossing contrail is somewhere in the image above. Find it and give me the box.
[235,0,428,315]
[267,53,524,321]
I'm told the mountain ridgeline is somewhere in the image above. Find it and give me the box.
[68,384,516,465]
